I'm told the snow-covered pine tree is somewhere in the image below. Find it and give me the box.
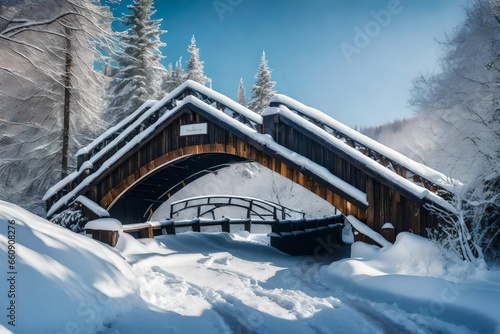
[161,63,174,93]
[173,58,186,86]
[105,0,167,126]
[186,35,209,86]
[50,203,88,233]
[248,51,276,114]
[161,57,186,93]
[0,0,113,213]
[237,78,246,106]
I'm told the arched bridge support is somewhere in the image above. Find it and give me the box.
[99,142,365,224]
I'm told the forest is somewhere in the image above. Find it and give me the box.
[0,0,275,211]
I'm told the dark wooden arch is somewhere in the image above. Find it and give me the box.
[101,145,362,224]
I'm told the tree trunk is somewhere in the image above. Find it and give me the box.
[62,27,72,178]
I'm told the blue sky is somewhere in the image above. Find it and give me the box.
[110,0,467,127]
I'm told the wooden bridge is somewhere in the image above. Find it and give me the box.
[44,80,457,247]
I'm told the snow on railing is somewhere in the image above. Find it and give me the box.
[75,100,157,158]
[121,215,344,240]
[269,94,459,196]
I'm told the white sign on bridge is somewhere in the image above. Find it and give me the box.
[180,123,207,136]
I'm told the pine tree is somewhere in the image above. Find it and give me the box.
[161,63,174,93]
[173,57,186,88]
[237,78,246,106]
[105,0,167,125]
[161,57,186,93]
[186,35,209,85]
[249,51,276,114]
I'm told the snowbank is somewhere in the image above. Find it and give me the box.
[0,201,139,333]
[1,200,499,333]
[319,232,500,333]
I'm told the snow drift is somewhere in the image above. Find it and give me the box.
[0,201,139,333]
[319,232,500,334]
[1,200,499,333]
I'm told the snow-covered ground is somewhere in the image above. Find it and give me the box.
[1,200,499,333]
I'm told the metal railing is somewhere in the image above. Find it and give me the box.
[169,195,306,221]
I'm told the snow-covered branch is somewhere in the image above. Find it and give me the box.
[0,0,113,212]
[1,12,80,37]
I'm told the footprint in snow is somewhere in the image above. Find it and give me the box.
[197,256,214,266]
[214,256,233,266]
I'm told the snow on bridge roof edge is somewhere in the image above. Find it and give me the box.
[270,94,460,192]
[46,95,368,217]
[76,100,158,157]
[266,104,457,213]
[76,80,262,158]
[46,81,263,202]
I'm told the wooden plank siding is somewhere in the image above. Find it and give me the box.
[55,101,442,241]
[89,105,363,225]
[267,113,441,238]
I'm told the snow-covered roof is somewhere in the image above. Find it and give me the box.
[46,95,369,217]
[44,80,262,202]
[269,94,458,192]
[78,81,262,158]
[186,97,369,207]
[264,103,457,214]
[182,80,263,125]
[46,98,195,217]
[75,100,157,157]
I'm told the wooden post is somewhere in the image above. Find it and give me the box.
[366,176,375,229]
[247,201,253,219]
[192,218,201,232]
[170,203,175,219]
[244,220,251,232]
[85,229,119,247]
[164,220,176,235]
[381,222,395,243]
[221,218,230,233]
